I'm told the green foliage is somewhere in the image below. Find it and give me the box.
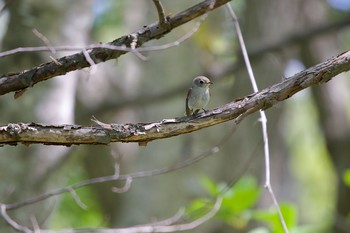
[187,175,304,232]
[185,197,214,221]
[49,167,106,229]
[253,203,297,233]
[343,168,350,187]
[187,175,260,229]
[50,188,105,229]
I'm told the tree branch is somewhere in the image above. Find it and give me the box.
[152,0,169,27]
[4,122,237,211]
[70,16,350,119]
[2,197,222,233]
[0,0,230,97]
[0,50,349,146]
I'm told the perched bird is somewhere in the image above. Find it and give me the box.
[186,76,212,116]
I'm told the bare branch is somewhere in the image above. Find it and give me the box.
[0,0,231,96]
[2,198,221,233]
[82,49,96,67]
[4,121,238,211]
[36,197,222,233]
[226,4,288,232]
[0,50,349,146]
[0,116,235,232]
[30,216,40,233]
[32,28,56,54]
[140,208,184,227]
[152,0,169,27]
[68,187,88,210]
[111,176,132,193]
[0,204,32,233]
[74,17,350,116]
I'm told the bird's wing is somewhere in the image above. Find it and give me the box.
[186,88,192,116]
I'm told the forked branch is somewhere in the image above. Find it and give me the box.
[0,0,231,96]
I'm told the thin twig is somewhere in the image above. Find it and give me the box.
[111,150,121,176]
[82,49,97,75]
[49,56,62,65]
[128,33,149,60]
[0,0,218,59]
[30,216,40,233]
[111,176,132,193]
[2,197,221,233]
[225,3,289,233]
[32,28,56,54]
[136,208,185,227]
[4,118,242,211]
[0,124,232,233]
[82,49,95,67]
[137,0,215,53]
[152,0,168,26]
[0,204,32,233]
[34,197,222,233]
[68,187,88,210]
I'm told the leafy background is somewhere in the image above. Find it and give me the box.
[0,0,350,232]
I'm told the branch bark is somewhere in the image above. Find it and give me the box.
[1,50,349,146]
[70,17,350,118]
[0,0,231,97]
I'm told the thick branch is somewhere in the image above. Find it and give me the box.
[73,17,350,117]
[0,0,231,96]
[1,50,349,146]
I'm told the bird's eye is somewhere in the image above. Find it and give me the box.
[199,80,204,84]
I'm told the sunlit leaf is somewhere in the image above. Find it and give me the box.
[253,202,297,233]
[200,175,221,195]
[199,175,261,228]
[185,198,213,220]
[343,168,350,187]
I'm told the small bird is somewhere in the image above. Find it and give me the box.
[186,76,212,116]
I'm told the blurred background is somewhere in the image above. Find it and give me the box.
[0,0,350,232]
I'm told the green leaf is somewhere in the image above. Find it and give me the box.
[253,202,297,233]
[200,175,221,195]
[185,198,213,220]
[220,176,261,214]
[199,175,261,228]
[343,168,350,187]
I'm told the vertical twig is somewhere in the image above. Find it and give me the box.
[152,0,168,26]
[225,3,289,233]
